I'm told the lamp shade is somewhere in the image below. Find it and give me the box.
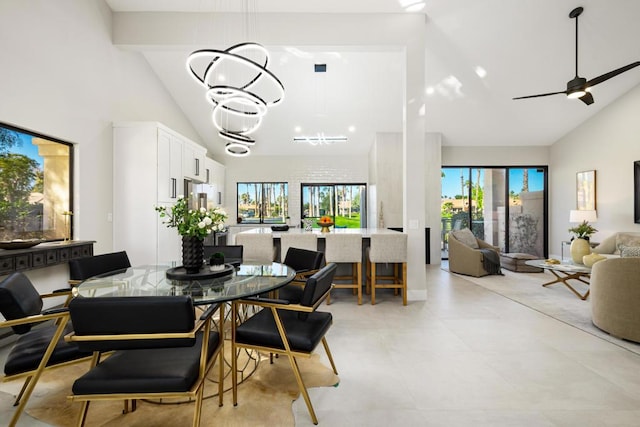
[569,209,597,223]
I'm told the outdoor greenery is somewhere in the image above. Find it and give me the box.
[0,128,44,240]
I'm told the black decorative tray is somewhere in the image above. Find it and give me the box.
[0,240,42,250]
[165,264,235,281]
[271,225,289,231]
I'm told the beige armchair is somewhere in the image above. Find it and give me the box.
[448,229,500,277]
[591,257,640,343]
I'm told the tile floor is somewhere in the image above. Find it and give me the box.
[3,265,640,426]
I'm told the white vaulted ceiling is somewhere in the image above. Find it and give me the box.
[105,0,640,159]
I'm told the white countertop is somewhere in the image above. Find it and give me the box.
[236,227,404,239]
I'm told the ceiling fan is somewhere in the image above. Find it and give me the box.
[513,6,640,105]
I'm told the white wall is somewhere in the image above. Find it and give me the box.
[0,1,200,291]
[549,83,640,257]
[369,133,403,229]
[442,146,550,166]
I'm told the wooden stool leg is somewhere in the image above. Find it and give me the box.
[402,262,407,306]
[356,262,362,305]
[371,262,376,305]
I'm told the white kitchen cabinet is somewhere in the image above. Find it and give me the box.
[157,129,183,203]
[183,139,206,182]
[206,157,226,206]
[113,122,196,266]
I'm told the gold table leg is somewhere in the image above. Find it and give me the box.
[542,270,590,300]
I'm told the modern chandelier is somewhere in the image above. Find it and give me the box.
[186,42,285,157]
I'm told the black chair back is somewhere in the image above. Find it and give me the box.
[283,247,325,273]
[0,272,44,334]
[68,296,196,352]
[203,245,244,265]
[68,251,131,282]
[299,263,338,310]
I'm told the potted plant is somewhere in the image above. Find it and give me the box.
[568,220,598,264]
[209,252,225,271]
[155,195,227,273]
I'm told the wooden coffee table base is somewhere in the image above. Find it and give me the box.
[541,270,590,300]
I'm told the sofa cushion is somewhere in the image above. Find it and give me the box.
[620,245,640,258]
[451,228,479,249]
[592,234,617,254]
[616,233,640,253]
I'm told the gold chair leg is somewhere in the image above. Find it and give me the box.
[76,401,90,427]
[321,337,338,375]
[287,355,318,425]
[12,376,31,406]
[193,383,204,427]
[10,317,70,427]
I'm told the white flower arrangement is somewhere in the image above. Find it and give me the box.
[155,195,227,239]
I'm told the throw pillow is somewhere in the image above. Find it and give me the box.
[615,233,640,254]
[620,245,640,258]
[452,228,479,249]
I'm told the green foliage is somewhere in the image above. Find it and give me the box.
[568,220,597,239]
[0,153,40,236]
[156,195,228,239]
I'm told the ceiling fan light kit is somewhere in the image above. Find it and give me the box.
[513,6,640,106]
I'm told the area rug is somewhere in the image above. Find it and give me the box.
[446,266,640,355]
[0,351,339,426]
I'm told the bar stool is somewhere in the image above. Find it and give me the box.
[235,232,277,263]
[366,233,408,305]
[324,233,362,304]
[280,233,318,262]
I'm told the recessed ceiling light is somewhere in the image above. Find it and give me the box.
[474,66,487,79]
[348,126,356,133]
[293,134,347,146]
[294,126,301,133]
[217,74,226,82]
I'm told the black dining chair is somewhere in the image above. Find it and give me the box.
[65,295,223,427]
[278,247,325,303]
[203,245,244,266]
[0,272,91,426]
[231,263,339,425]
[68,251,131,286]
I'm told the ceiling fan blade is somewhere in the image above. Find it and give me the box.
[586,61,640,87]
[579,92,594,105]
[513,90,566,100]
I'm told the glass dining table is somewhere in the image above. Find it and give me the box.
[72,262,296,304]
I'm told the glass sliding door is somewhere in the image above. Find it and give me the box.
[507,168,546,257]
[441,166,547,259]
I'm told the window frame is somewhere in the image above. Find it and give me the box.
[0,121,74,242]
[236,181,289,224]
[300,182,367,228]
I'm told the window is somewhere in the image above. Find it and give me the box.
[0,122,73,241]
[237,182,288,224]
[301,183,366,228]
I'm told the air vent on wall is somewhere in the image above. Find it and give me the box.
[314,64,327,73]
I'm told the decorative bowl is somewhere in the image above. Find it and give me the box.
[0,239,42,250]
[317,221,334,232]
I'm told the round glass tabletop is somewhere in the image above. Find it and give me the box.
[73,262,295,305]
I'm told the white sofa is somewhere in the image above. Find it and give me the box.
[592,232,640,257]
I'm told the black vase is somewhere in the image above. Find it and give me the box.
[182,236,204,274]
